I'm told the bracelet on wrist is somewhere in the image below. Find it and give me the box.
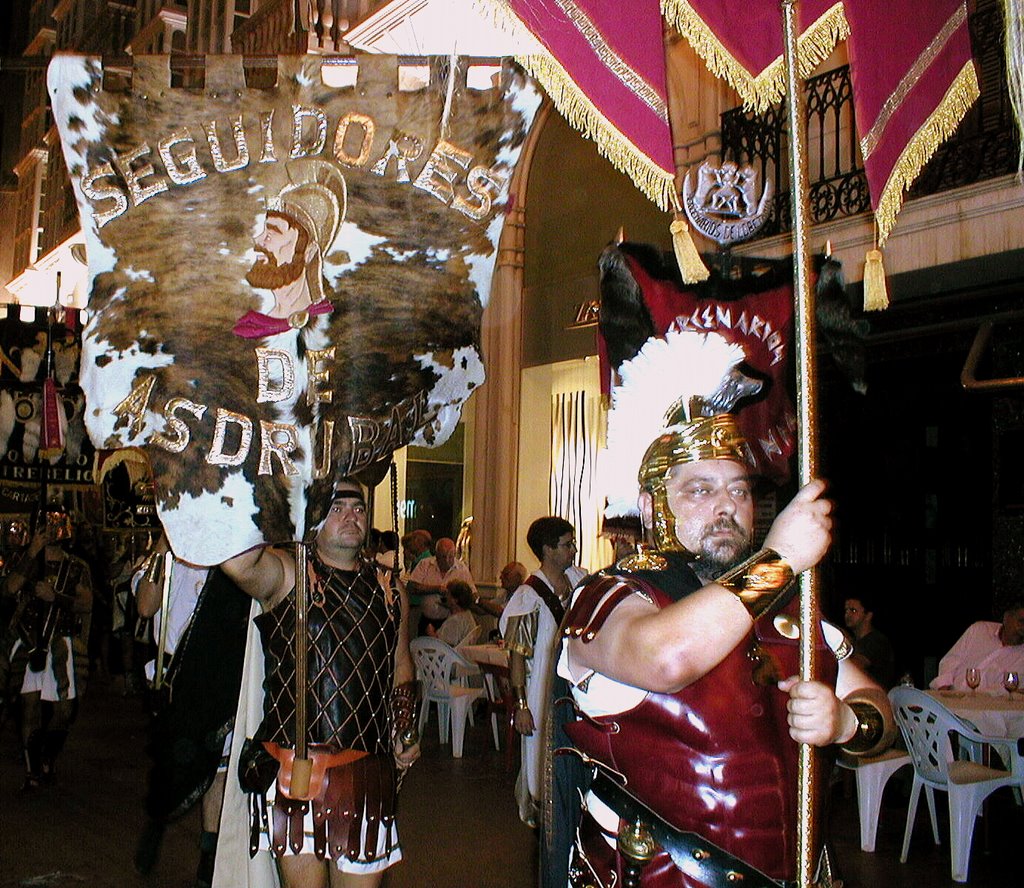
[716,548,795,619]
[142,552,164,585]
[840,694,896,757]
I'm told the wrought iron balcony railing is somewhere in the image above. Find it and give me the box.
[719,0,1019,239]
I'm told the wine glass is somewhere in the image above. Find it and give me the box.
[1002,670,1019,700]
[965,667,980,693]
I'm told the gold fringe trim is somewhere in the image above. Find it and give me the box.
[661,0,849,112]
[475,0,679,210]
[515,52,680,211]
[874,61,980,245]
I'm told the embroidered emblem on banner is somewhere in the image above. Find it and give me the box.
[682,160,773,245]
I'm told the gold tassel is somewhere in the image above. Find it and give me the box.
[670,218,709,284]
[863,249,889,311]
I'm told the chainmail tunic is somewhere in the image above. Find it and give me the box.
[254,557,399,754]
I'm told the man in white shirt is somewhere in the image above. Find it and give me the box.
[499,517,586,826]
[930,597,1024,691]
[406,537,476,635]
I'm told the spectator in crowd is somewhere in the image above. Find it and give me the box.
[376,530,401,571]
[930,596,1024,691]
[406,537,476,635]
[475,561,528,622]
[400,529,432,576]
[844,594,896,688]
[428,580,478,647]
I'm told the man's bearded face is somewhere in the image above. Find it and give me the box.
[661,459,754,573]
[246,214,311,291]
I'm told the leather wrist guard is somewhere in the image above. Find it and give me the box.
[715,548,794,619]
[841,691,896,757]
[391,681,419,748]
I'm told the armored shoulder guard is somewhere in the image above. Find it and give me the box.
[562,573,650,643]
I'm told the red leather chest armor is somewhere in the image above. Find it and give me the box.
[566,579,837,883]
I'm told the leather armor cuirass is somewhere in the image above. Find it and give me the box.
[254,558,399,753]
[565,565,837,886]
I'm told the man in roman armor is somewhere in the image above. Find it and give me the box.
[557,330,895,887]
[222,477,419,887]
[5,508,92,790]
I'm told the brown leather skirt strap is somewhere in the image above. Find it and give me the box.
[347,754,367,860]
[271,798,289,857]
[328,758,356,860]
[248,793,265,858]
[287,799,308,854]
[363,756,382,860]
[381,760,396,856]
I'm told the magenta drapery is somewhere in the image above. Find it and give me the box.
[503,0,978,242]
[503,0,679,209]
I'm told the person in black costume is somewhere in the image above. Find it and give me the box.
[132,539,251,888]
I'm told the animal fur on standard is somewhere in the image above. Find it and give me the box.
[49,54,541,563]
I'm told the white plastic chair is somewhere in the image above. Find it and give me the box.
[890,687,1024,882]
[836,747,913,852]
[410,637,484,757]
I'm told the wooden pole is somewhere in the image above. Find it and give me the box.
[780,2,820,887]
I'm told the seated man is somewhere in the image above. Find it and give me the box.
[405,537,476,635]
[930,596,1024,691]
[473,561,528,623]
[429,581,478,647]
[844,594,896,688]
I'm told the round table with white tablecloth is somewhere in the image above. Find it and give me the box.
[459,642,510,668]
[928,689,1024,739]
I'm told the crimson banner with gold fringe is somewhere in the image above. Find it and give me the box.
[496,0,679,211]
[600,244,795,483]
[496,0,978,242]
[47,54,541,565]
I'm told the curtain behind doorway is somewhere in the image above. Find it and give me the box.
[550,390,604,574]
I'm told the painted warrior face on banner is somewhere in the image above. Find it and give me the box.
[48,55,541,564]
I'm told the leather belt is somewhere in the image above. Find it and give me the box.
[590,771,783,888]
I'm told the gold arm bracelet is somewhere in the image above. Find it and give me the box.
[143,552,164,585]
[841,694,897,757]
[513,686,529,710]
[715,548,795,619]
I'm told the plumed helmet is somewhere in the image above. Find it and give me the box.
[601,329,761,557]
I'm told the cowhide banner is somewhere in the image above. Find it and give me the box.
[47,54,540,565]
